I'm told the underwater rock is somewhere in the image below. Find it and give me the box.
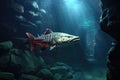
[20,74,42,80]
[58,72,73,80]
[24,0,39,10]
[0,40,49,79]
[37,68,53,80]
[64,72,73,79]
[37,56,47,69]
[0,72,15,80]
[72,72,81,80]
[53,73,62,80]
[100,1,120,80]
[0,54,10,71]
[0,43,75,80]
[9,49,44,74]
[0,42,76,80]
[50,62,73,80]
[0,45,47,77]
[107,43,120,80]
[100,4,120,41]
[50,66,70,74]
[0,0,48,35]
[52,70,73,80]
[0,41,13,54]
[0,41,13,50]
[52,62,69,66]
[50,62,71,74]
[19,50,37,73]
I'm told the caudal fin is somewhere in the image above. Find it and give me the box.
[26,32,35,51]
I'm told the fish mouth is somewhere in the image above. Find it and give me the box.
[70,37,80,42]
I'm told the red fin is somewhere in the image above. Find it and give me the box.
[26,32,35,51]
[31,44,36,51]
[26,32,34,40]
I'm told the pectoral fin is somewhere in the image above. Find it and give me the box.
[31,44,36,51]
[50,45,56,50]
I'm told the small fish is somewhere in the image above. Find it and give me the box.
[27,21,37,27]
[25,1,39,10]
[29,11,39,16]
[16,15,26,21]
[26,28,80,51]
[40,9,47,14]
[19,21,37,28]
[32,1,39,9]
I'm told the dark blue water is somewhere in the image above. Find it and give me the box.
[0,0,114,80]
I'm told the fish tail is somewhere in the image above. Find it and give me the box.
[26,32,35,51]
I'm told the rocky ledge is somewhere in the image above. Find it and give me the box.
[0,41,76,80]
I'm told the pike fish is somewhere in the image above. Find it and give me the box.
[26,28,80,51]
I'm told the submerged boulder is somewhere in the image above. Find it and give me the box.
[100,0,120,79]
[50,66,70,74]
[0,72,15,80]
[53,73,62,80]
[20,74,42,80]
[0,41,77,80]
[0,41,13,71]
[0,41,13,49]
[0,41,47,79]
[50,62,73,80]
[0,41,13,54]
[9,49,47,74]
[107,43,120,80]
[36,68,53,80]
[50,62,72,74]
[0,54,11,71]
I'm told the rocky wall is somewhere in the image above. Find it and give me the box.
[100,0,120,80]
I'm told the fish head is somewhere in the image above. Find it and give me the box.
[57,33,80,44]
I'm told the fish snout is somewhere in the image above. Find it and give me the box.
[71,36,80,42]
[74,36,80,40]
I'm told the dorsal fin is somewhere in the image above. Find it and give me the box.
[44,28,53,35]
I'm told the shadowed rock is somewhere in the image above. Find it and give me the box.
[0,41,13,49]
[100,0,120,80]
[20,74,42,80]
[0,72,15,80]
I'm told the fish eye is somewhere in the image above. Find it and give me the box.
[68,36,71,38]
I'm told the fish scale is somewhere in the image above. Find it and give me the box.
[40,34,52,42]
